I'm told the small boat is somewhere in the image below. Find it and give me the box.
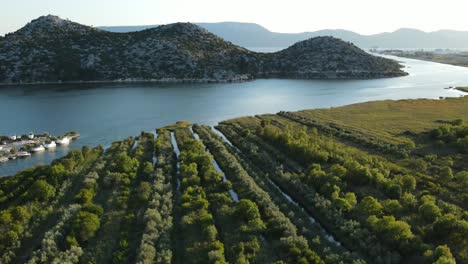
[28,132,35,139]
[31,145,45,152]
[0,157,8,163]
[57,137,70,145]
[17,151,31,158]
[10,135,17,140]
[44,141,57,149]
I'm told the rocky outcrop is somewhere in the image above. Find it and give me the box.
[261,36,407,79]
[0,15,407,84]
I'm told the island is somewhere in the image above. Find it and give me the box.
[0,15,406,85]
[0,97,466,264]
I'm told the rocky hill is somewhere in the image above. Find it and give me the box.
[0,15,406,84]
[262,36,406,78]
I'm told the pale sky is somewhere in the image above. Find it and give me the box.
[2,0,468,36]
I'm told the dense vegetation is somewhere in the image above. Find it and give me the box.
[0,97,466,263]
[0,15,405,84]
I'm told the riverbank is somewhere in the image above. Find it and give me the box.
[379,50,468,68]
[0,76,253,86]
[0,73,412,87]
[456,87,468,93]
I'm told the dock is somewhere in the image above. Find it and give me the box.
[0,131,79,163]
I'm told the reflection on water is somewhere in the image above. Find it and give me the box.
[0,55,467,175]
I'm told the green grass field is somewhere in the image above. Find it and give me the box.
[294,97,468,141]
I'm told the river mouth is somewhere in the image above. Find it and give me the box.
[1,55,467,175]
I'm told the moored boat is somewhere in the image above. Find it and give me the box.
[31,145,45,152]
[56,137,70,145]
[0,157,8,163]
[44,141,57,149]
[17,151,31,158]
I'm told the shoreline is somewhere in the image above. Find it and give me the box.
[0,73,408,87]
[378,51,468,69]
[456,87,468,93]
[0,77,253,86]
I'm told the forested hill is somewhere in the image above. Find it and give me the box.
[0,97,466,263]
[0,15,406,84]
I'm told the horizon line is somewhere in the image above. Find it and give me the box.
[3,14,468,37]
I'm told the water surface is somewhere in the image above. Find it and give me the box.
[0,55,466,175]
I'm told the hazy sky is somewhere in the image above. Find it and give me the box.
[2,0,468,36]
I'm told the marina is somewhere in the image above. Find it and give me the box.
[0,132,79,163]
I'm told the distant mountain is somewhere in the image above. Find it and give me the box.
[0,15,406,84]
[100,22,468,49]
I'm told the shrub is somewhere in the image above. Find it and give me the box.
[419,202,441,222]
[71,211,100,242]
[29,180,56,201]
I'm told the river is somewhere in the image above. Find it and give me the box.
[0,55,466,175]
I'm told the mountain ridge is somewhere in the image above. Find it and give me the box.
[100,22,468,49]
[0,15,406,84]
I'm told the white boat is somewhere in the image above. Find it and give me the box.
[0,157,8,163]
[10,135,17,140]
[28,132,35,139]
[57,137,70,145]
[17,151,31,158]
[44,141,57,149]
[31,145,45,152]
